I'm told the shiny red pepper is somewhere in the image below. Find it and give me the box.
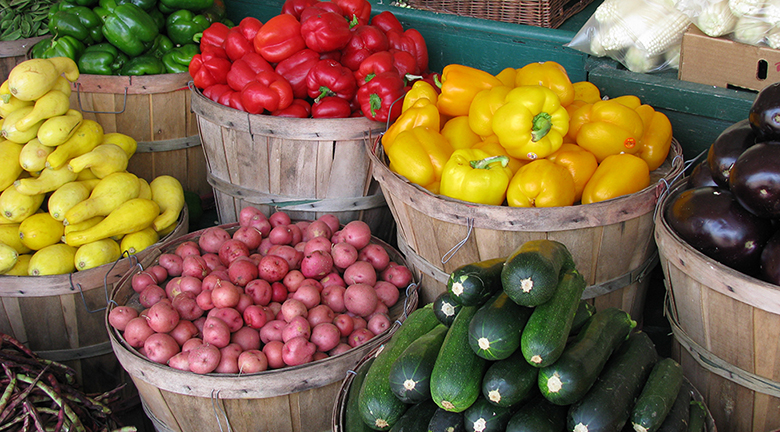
[189,47,232,89]
[225,17,263,61]
[300,9,352,53]
[280,0,318,19]
[334,0,371,24]
[354,50,396,86]
[253,14,306,64]
[198,22,230,51]
[240,70,294,114]
[387,28,429,74]
[274,48,320,99]
[306,58,358,102]
[312,95,351,118]
[300,1,343,22]
[392,49,419,76]
[340,24,388,71]
[227,52,274,91]
[202,83,232,102]
[371,10,403,33]
[272,98,311,118]
[357,70,405,122]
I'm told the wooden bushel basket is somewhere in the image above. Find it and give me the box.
[0,36,47,81]
[69,73,211,198]
[0,209,188,395]
[189,85,395,243]
[368,137,685,318]
[107,223,418,432]
[656,178,780,432]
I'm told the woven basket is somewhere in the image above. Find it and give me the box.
[404,0,594,28]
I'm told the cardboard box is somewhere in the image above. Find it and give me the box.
[679,24,780,92]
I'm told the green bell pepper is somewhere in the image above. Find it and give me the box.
[146,34,174,59]
[29,36,86,61]
[78,43,129,75]
[116,0,157,11]
[48,5,104,45]
[159,0,212,12]
[63,0,99,8]
[148,7,166,31]
[102,3,159,56]
[120,54,164,75]
[161,43,198,73]
[165,9,209,46]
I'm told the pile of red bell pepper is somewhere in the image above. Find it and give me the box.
[188,0,437,121]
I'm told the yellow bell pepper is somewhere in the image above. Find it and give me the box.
[492,85,569,161]
[610,94,642,110]
[495,67,517,87]
[506,159,576,208]
[382,98,440,150]
[546,143,599,203]
[565,99,589,118]
[572,81,601,104]
[385,126,453,192]
[467,85,512,137]
[402,80,439,113]
[568,99,645,163]
[471,136,527,175]
[635,104,673,171]
[441,116,482,150]
[514,61,575,107]
[437,64,503,117]
[439,148,513,206]
[581,153,650,204]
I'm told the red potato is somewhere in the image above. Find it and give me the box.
[228,256,259,287]
[294,241,306,253]
[271,282,288,302]
[245,279,273,305]
[202,317,232,348]
[331,242,358,269]
[235,293,253,314]
[352,316,367,331]
[318,214,340,234]
[215,343,242,374]
[282,269,305,292]
[259,319,286,344]
[196,290,215,311]
[131,271,158,293]
[299,278,323,292]
[268,245,303,270]
[207,307,244,333]
[166,275,203,299]
[201,270,229,291]
[333,313,355,337]
[280,298,308,322]
[291,284,321,309]
[181,337,203,353]
[374,281,400,308]
[347,328,375,348]
[199,226,232,254]
[233,226,264,250]
[343,261,377,286]
[172,292,204,321]
[358,244,391,272]
[144,333,180,364]
[108,306,139,331]
[231,327,260,352]
[210,281,241,309]
[369,301,389,319]
[331,230,342,244]
[288,224,303,245]
[182,255,210,280]
[303,236,332,255]
[219,239,251,267]
[344,283,378,317]
[238,350,268,374]
[282,315,312,342]
[282,336,316,366]
[267,301,282,317]
[139,285,166,309]
[192,317,206,334]
[268,225,293,245]
[169,320,199,346]
[269,211,291,228]
[300,250,333,279]
[158,253,184,277]
[340,220,371,250]
[243,305,270,329]
[381,264,413,289]
[147,265,168,284]
[239,206,265,227]
[310,322,341,352]
[188,343,221,374]
[307,304,335,327]
[302,220,332,242]
[257,237,274,255]
[320,272,346,289]
[329,342,352,356]
[263,340,285,369]
[258,254,290,282]
[201,253,223,271]
[294,220,310,233]
[248,253,263,265]
[174,241,200,259]
[321,285,346,313]
[123,317,155,348]
[145,301,180,333]
[367,313,391,336]
[167,351,190,371]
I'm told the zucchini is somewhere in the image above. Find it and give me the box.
[468,291,533,360]
[433,291,462,327]
[501,239,575,307]
[389,324,449,404]
[446,257,505,306]
[656,383,692,432]
[505,397,568,432]
[428,407,465,432]
[686,401,707,432]
[521,268,586,367]
[630,358,684,432]
[481,349,539,408]
[538,307,636,406]
[570,300,597,335]
[566,331,659,432]
[345,357,376,432]
[359,304,442,430]
[430,305,488,413]
[389,399,440,432]
[463,396,514,432]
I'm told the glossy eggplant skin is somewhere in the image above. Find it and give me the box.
[706,119,757,188]
[760,230,780,285]
[749,82,780,141]
[688,160,718,189]
[665,186,775,276]
[729,142,780,218]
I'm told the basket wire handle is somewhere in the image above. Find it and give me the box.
[211,390,233,432]
[441,217,474,264]
[652,148,706,221]
[71,251,138,313]
[76,81,129,114]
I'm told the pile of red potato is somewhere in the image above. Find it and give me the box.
[108,207,413,374]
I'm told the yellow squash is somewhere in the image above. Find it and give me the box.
[14,164,78,195]
[37,109,83,147]
[0,140,23,190]
[149,175,184,232]
[74,238,121,271]
[0,224,32,254]
[19,138,54,173]
[28,243,77,275]
[14,89,70,132]
[120,226,159,255]
[48,180,96,221]
[63,171,141,225]
[1,106,44,143]
[64,198,160,247]
[67,143,129,178]
[7,58,79,102]
[45,119,104,170]
[4,253,30,275]
[19,212,64,251]
[0,185,45,222]
[0,241,18,274]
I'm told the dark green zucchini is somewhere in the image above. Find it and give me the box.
[468,291,533,360]
[389,324,449,404]
[521,268,586,367]
[505,397,568,432]
[481,349,539,408]
[430,305,488,413]
[656,382,692,432]
[447,257,505,306]
[630,358,684,432]
[501,239,575,307]
[570,300,597,335]
[428,407,465,432]
[538,307,636,406]
[359,304,442,430]
[433,291,463,327]
[345,357,376,432]
[566,331,659,432]
[463,396,514,432]
[389,399,440,432]
[686,401,707,432]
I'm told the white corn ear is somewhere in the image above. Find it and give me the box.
[733,14,771,44]
[729,0,764,17]
[765,24,780,47]
[762,0,780,25]
[624,46,664,73]
[697,0,738,36]
[635,10,691,56]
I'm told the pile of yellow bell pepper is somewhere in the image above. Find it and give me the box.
[382,60,673,207]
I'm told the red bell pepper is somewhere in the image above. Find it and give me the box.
[197,22,231,51]
[391,49,420,76]
[333,0,371,24]
[340,24,389,71]
[253,14,306,64]
[306,58,358,102]
[386,28,429,74]
[300,10,352,53]
[240,70,294,114]
[272,98,311,118]
[189,47,232,89]
[371,10,403,34]
[354,50,396,86]
[225,17,263,61]
[202,84,232,103]
[356,70,405,122]
[227,52,274,91]
[228,92,244,111]
[274,48,320,99]
[281,0,319,20]
[312,96,351,118]
[300,1,343,22]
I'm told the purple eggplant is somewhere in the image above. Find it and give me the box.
[665,186,775,275]
[749,82,780,141]
[729,142,780,218]
[761,229,780,285]
[706,119,758,188]
[688,160,718,188]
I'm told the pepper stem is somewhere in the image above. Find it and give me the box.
[470,155,509,170]
[531,112,552,142]
[315,86,335,103]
